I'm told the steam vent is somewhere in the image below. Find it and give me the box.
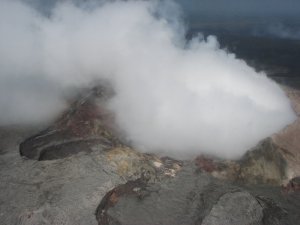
[0,84,296,225]
[1,0,300,225]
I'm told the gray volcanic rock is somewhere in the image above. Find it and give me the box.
[272,87,300,180]
[256,195,289,225]
[282,176,300,193]
[2,85,299,225]
[238,138,288,185]
[194,137,295,186]
[0,123,181,225]
[96,167,214,225]
[201,191,263,225]
[18,205,72,225]
[19,86,122,160]
[1,142,121,225]
[96,166,293,225]
[18,85,300,187]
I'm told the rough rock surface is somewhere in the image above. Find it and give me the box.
[194,138,288,185]
[272,87,300,179]
[0,138,120,225]
[0,131,179,225]
[201,191,263,225]
[0,121,181,225]
[1,86,300,225]
[18,86,300,186]
[238,138,288,185]
[19,86,122,161]
[18,205,71,225]
[96,166,297,225]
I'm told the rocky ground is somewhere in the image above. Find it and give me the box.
[1,85,300,225]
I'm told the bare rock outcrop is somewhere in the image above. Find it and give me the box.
[194,87,300,186]
[272,87,300,180]
[96,166,293,225]
[7,85,300,225]
[19,86,122,160]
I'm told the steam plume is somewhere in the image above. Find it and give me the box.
[0,0,296,158]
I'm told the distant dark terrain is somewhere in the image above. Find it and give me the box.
[187,18,300,88]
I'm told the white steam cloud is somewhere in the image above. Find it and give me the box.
[0,0,296,159]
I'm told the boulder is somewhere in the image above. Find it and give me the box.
[201,191,263,225]
[96,166,292,225]
[238,138,288,185]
